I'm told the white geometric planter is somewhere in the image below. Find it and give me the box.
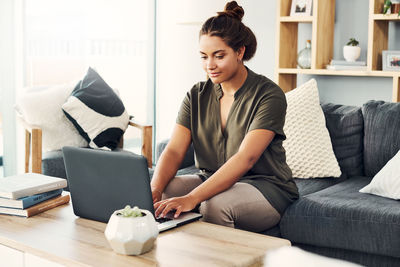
[343,46,361,62]
[104,209,159,255]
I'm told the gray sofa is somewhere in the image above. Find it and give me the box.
[155,100,400,267]
[42,100,399,266]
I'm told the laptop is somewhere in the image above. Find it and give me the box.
[62,146,202,232]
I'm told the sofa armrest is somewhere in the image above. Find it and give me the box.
[156,139,195,169]
[18,111,153,173]
[16,111,42,174]
[128,119,153,168]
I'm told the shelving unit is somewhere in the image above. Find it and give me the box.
[274,0,400,102]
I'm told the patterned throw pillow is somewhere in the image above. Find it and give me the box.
[62,67,129,150]
[283,79,342,178]
[359,149,400,200]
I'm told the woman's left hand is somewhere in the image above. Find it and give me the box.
[154,195,198,219]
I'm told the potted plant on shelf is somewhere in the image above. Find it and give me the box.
[343,38,361,62]
[384,0,392,14]
[383,0,400,15]
[104,205,159,255]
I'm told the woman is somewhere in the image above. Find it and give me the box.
[151,1,299,232]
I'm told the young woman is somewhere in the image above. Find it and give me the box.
[151,1,299,232]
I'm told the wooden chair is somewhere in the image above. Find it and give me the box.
[17,112,153,175]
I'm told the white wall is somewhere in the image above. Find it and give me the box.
[155,0,400,143]
[155,0,275,142]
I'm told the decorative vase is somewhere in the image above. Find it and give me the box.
[297,40,312,69]
[104,209,159,255]
[343,46,361,62]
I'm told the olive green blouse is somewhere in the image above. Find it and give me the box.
[176,68,299,215]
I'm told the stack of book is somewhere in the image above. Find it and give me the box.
[326,60,367,71]
[0,173,69,217]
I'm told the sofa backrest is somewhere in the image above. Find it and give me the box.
[156,139,195,169]
[321,103,364,177]
[362,100,400,177]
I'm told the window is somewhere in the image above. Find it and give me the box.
[25,0,154,154]
[0,113,3,177]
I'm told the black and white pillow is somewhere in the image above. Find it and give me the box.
[62,67,129,150]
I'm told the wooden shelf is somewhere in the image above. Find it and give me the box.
[275,0,400,102]
[372,14,400,20]
[279,16,313,23]
[278,68,400,77]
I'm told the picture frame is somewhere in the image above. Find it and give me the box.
[382,50,400,71]
[290,0,313,16]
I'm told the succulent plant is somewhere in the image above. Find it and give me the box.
[346,38,359,46]
[119,205,143,217]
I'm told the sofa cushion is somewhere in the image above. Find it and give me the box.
[360,149,400,200]
[280,176,400,258]
[283,79,341,178]
[15,83,88,152]
[156,140,195,169]
[294,176,346,196]
[321,103,364,177]
[362,101,400,177]
[42,150,67,179]
[62,67,129,150]
[149,165,200,181]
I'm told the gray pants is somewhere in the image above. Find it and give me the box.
[162,175,281,232]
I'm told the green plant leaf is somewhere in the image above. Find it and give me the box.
[384,0,392,14]
[120,205,143,217]
[346,38,359,46]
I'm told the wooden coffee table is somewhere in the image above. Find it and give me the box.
[0,202,290,267]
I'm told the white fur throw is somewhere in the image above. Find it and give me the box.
[15,82,88,152]
[264,246,362,267]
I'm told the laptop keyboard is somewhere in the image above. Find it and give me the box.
[156,216,173,224]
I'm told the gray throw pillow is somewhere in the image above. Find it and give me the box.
[362,100,400,177]
[321,103,364,177]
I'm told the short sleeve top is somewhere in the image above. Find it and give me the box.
[176,68,299,215]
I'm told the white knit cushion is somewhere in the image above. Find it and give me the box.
[283,79,341,178]
[15,82,88,152]
[359,149,400,199]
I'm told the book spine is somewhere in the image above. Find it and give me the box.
[25,194,70,217]
[330,60,366,66]
[22,189,63,209]
[327,65,367,70]
[12,180,67,199]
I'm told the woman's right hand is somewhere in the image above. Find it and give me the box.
[152,188,162,203]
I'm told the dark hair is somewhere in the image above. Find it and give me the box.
[200,1,257,61]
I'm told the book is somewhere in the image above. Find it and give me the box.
[326,65,368,71]
[330,60,366,66]
[0,189,62,209]
[0,173,67,200]
[0,194,70,217]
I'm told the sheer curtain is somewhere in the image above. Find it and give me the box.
[0,0,24,177]
[23,0,155,156]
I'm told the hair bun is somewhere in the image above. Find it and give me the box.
[217,1,244,21]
